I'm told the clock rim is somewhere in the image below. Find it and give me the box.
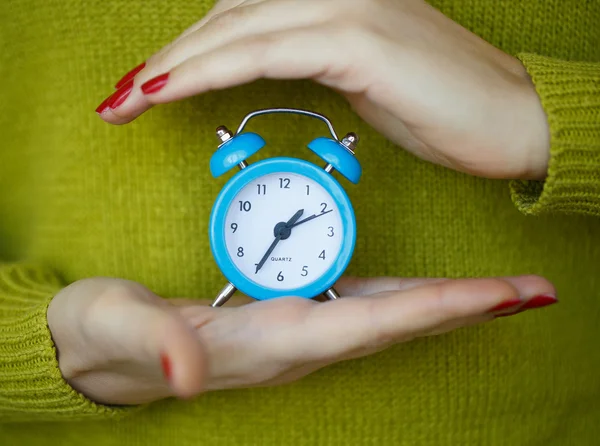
[209,157,356,300]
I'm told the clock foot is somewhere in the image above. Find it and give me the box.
[211,282,237,307]
[323,287,340,301]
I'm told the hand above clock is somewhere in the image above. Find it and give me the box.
[97,0,550,181]
[47,274,556,405]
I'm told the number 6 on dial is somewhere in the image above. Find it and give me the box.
[208,109,362,307]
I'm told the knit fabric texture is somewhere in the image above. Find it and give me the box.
[511,54,600,215]
[1,0,599,444]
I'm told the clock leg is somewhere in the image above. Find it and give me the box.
[323,287,340,301]
[211,282,237,307]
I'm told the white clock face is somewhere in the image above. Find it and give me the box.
[224,172,343,291]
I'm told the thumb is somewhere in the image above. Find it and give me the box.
[156,305,208,399]
[52,278,207,405]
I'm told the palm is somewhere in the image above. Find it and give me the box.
[175,274,553,392]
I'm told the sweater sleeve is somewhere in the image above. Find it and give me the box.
[0,262,133,422]
[509,54,600,216]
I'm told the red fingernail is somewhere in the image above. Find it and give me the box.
[141,73,169,94]
[95,95,112,114]
[160,352,172,381]
[115,62,146,89]
[520,294,558,310]
[107,79,134,109]
[488,298,522,313]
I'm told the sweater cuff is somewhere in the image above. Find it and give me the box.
[0,263,135,422]
[509,54,600,216]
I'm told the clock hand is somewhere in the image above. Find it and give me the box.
[286,209,305,226]
[289,209,333,228]
[254,235,282,275]
[254,208,304,274]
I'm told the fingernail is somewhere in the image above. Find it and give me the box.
[107,79,134,109]
[160,352,172,382]
[520,294,558,310]
[115,62,146,89]
[141,73,169,95]
[95,96,112,114]
[487,298,522,313]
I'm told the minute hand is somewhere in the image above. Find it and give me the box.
[290,209,333,228]
[254,235,282,275]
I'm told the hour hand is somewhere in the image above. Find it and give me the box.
[286,209,305,227]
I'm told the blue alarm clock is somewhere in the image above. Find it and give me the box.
[208,108,361,307]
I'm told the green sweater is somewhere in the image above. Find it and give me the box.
[1,0,599,444]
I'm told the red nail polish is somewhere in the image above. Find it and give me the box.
[160,352,172,381]
[520,294,558,310]
[141,73,169,95]
[95,96,112,114]
[107,79,134,109]
[115,62,146,89]
[488,298,522,313]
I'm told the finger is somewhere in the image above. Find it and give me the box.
[277,278,530,363]
[170,0,263,44]
[160,310,209,399]
[260,313,494,387]
[97,0,330,124]
[110,0,253,90]
[168,295,255,308]
[95,0,256,121]
[335,274,555,301]
[335,276,448,296]
[99,25,359,124]
[147,0,333,79]
[170,273,554,312]
[146,25,359,104]
[420,314,491,337]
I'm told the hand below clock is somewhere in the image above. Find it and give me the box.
[255,209,304,274]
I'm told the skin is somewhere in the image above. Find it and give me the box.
[98,0,551,180]
[49,275,555,404]
[50,0,555,405]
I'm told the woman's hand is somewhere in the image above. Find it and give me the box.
[96,0,550,181]
[48,275,556,405]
